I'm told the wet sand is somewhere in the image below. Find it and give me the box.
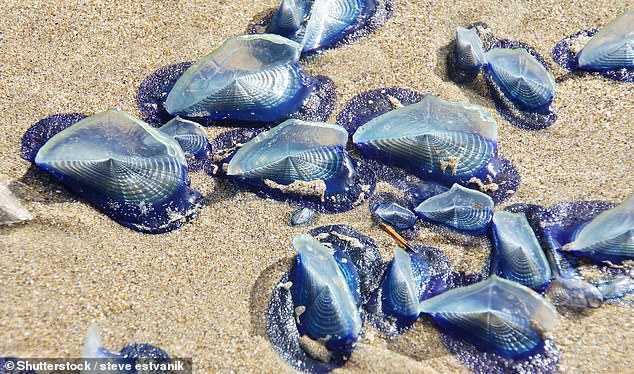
[1,0,633,372]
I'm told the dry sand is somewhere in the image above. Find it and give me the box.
[1,0,633,372]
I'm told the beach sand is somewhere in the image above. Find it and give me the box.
[1,0,633,372]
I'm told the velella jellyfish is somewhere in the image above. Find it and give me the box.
[561,194,633,264]
[419,275,559,358]
[265,0,394,54]
[414,183,494,235]
[139,34,336,126]
[226,119,373,213]
[491,211,552,290]
[552,11,634,83]
[22,108,203,233]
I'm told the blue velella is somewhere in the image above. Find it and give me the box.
[446,24,492,83]
[419,275,559,358]
[454,27,487,73]
[373,202,417,230]
[25,108,203,233]
[408,246,451,300]
[503,203,605,309]
[536,200,613,264]
[266,226,381,372]
[414,183,494,235]
[545,277,603,309]
[84,324,171,368]
[577,11,634,71]
[158,116,210,168]
[515,206,608,308]
[380,247,449,326]
[352,94,497,184]
[227,119,353,194]
[290,207,316,226]
[511,203,579,279]
[448,24,558,129]
[267,0,392,54]
[561,193,633,264]
[381,247,421,325]
[552,11,634,83]
[491,211,552,290]
[164,34,320,125]
[226,119,369,213]
[343,90,520,203]
[291,234,362,352]
[309,225,385,305]
[485,48,556,111]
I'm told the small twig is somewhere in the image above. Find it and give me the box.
[379,222,414,251]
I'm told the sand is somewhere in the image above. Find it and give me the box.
[1,0,633,372]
